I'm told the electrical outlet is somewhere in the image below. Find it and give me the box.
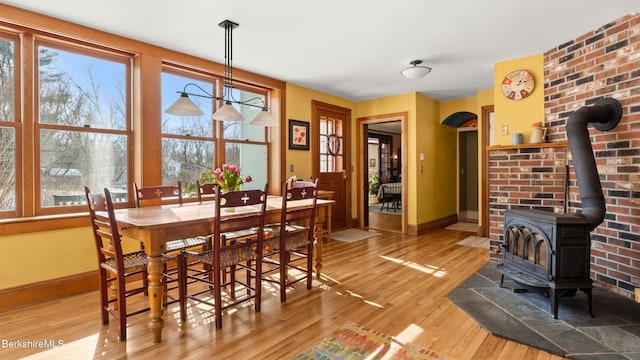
[500,124,508,135]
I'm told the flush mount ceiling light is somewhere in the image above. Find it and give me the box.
[164,20,278,127]
[401,60,432,79]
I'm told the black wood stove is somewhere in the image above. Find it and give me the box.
[497,98,622,319]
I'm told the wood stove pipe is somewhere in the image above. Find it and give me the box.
[566,98,622,231]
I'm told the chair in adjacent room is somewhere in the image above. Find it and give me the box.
[262,179,318,302]
[133,182,210,305]
[85,186,149,341]
[177,184,268,329]
[380,182,401,212]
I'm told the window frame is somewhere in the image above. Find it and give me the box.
[162,64,272,197]
[0,30,21,219]
[33,38,133,216]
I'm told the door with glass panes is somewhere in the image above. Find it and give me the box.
[313,101,350,231]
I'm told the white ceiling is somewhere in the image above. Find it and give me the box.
[3,1,639,101]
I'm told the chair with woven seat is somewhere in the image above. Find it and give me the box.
[177,184,268,329]
[133,182,210,305]
[85,186,149,341]
[262,179,318,302]
[196,180,217,203]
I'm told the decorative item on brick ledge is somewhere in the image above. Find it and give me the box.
[529,121,546,143]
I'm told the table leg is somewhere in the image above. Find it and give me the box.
[313,224,323,279]
[147,255,164,342]
[326,205,332,242]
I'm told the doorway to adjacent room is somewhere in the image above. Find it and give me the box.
[358,113,407,233]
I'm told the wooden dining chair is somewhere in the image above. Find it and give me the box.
[262,179,318,302]
[133,182,210,305]
[85,186,149,341]
[177,184,268,329]
[196,180,217,203]
[133,182,183,207]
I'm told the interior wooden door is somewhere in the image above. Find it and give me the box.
[312,101,350,231]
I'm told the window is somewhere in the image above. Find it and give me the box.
[37,42,131,212]
[319,115,343,172]
[162,68,270,194]
[223,87,269,190]
[0,33,18,217]
[161,71,216,196]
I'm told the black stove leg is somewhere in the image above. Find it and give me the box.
[549,288,559,319]
[581,287,594,318]
[500,274,504,288]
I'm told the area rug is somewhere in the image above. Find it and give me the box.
[291,322,450,360]
[332,229,381,243]
[445,222,477,232]
[456,236,490,249]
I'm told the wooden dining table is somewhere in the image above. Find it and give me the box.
[112,195,334,342]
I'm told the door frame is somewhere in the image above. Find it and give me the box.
[457,127,478,223]
[479,105,493,237]
[357,112,407,233]
[311,100,351,229]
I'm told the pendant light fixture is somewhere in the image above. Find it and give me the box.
[212,20,243,122]
[164,20,278,127]
[401,60,432,79]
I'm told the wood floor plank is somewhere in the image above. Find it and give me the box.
[0,227,564,360]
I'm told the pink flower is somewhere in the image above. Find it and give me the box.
[209,164,251,191]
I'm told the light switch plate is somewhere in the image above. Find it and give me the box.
[500,124,508,135]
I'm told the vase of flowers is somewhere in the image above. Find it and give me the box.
[212,164,252,193]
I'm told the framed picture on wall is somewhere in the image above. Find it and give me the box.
[288,119,310,150]
[370,158,376,167]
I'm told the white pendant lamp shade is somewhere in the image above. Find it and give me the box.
[249,108,278,127]
[164,21,278,127]
[401,60,432,79]
[212,102,243,121]
[165,93,204,116]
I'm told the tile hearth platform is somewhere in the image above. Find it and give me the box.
[449,263,640,359]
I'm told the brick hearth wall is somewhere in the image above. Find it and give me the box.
[489,13,640,299]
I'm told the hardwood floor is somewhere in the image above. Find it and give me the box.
[0,228,562,360]
[368,209,402,232]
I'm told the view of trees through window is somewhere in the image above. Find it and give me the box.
[0,36,16,212]
[38,44,129,207]
[161,71,269,195]
[1,28,273,217]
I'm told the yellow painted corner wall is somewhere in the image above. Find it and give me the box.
[0,228,95,289]
[476,88,495,231]
[432,96,482,223]
[494,54,545,145]
[415,93,457,224]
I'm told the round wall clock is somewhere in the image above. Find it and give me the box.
[501,70,535,100]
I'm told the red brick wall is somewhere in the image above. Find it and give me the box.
[489,13,640,299]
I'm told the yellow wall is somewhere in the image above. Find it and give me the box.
[285,83,357,182]
[494,54,545,145]
[0,228,143,289]
[0,228,94,288]
[440,97,478,119]
[475,88,495,231]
